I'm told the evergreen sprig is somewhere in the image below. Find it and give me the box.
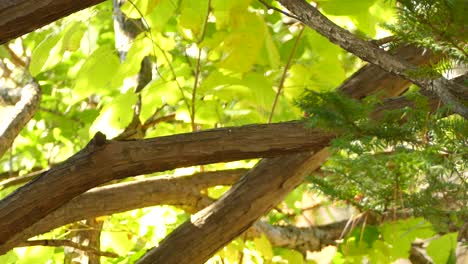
[297,90,467,231]
[386,0,467,63]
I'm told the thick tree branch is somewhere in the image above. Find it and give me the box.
[337,45,437,99]
[277,0,468,118]
[0,0,105,44]
[0,82,41,158]
[0,122,334,244]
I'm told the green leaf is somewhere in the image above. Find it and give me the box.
[121,0,160,18]
[195,99,222,125]
[90,91,138,138]
[242,72,275,110]
[140,79,181,122]
[29,22,87,76]
[217,12,266,72]
[260,27,281,68]
[198,70,242,95]
[303,30,346,90]
[61,21,87,52]
[207,186,230,199]
[275,248,304,264]
[0,251,18,263]
[253,234,273,260]
[14,247,54,264]
[211,0,252,28]
[317,0,377,16]
[72,45,120,103]
[284,184,306,213]
[427,233,458,264]
[0,45,11,59]
[179,0,209,39]
[284,64,312,99]
[112,35,153,89]
[101,230,135,255]
[379,218,436,259]
[146,0,178,32]
[29,34,61,76]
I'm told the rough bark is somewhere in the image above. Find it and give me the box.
[337,45,436,99]
[0,122,334,244]
[277,0,468,118]
[0,0,105,44]
[0,82,41,158]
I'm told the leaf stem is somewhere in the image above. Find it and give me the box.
[268,25,304,123]
[191,0,211,131]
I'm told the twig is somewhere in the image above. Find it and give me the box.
[371,36,396,47]
[4,45,26,68]
[39,107,82,123]
[268,25,304,123]
[17,239,119,258]
[142,113,176,130]
[257,0,299,20]
[0,170,43,189]
[191,0,211,131]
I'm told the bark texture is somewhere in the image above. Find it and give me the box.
[0,0,105,44]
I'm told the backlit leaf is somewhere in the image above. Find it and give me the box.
[72,45,120,103]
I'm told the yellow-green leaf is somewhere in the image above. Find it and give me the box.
[72,45,120,103]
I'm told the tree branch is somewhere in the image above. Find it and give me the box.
[277,0,468,118]
[17,239,119,258]
[0,122,334,244]
[0,81,41,158]
[0,0,106,44]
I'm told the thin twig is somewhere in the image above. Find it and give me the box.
[371,36,396,47]
[39,107,82,123]
[5,45,26,68]
[268,26,304,123]
[17,239,119,258]
[142,113,176,130]
[257,0,300,20]
[191,0,211,131]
